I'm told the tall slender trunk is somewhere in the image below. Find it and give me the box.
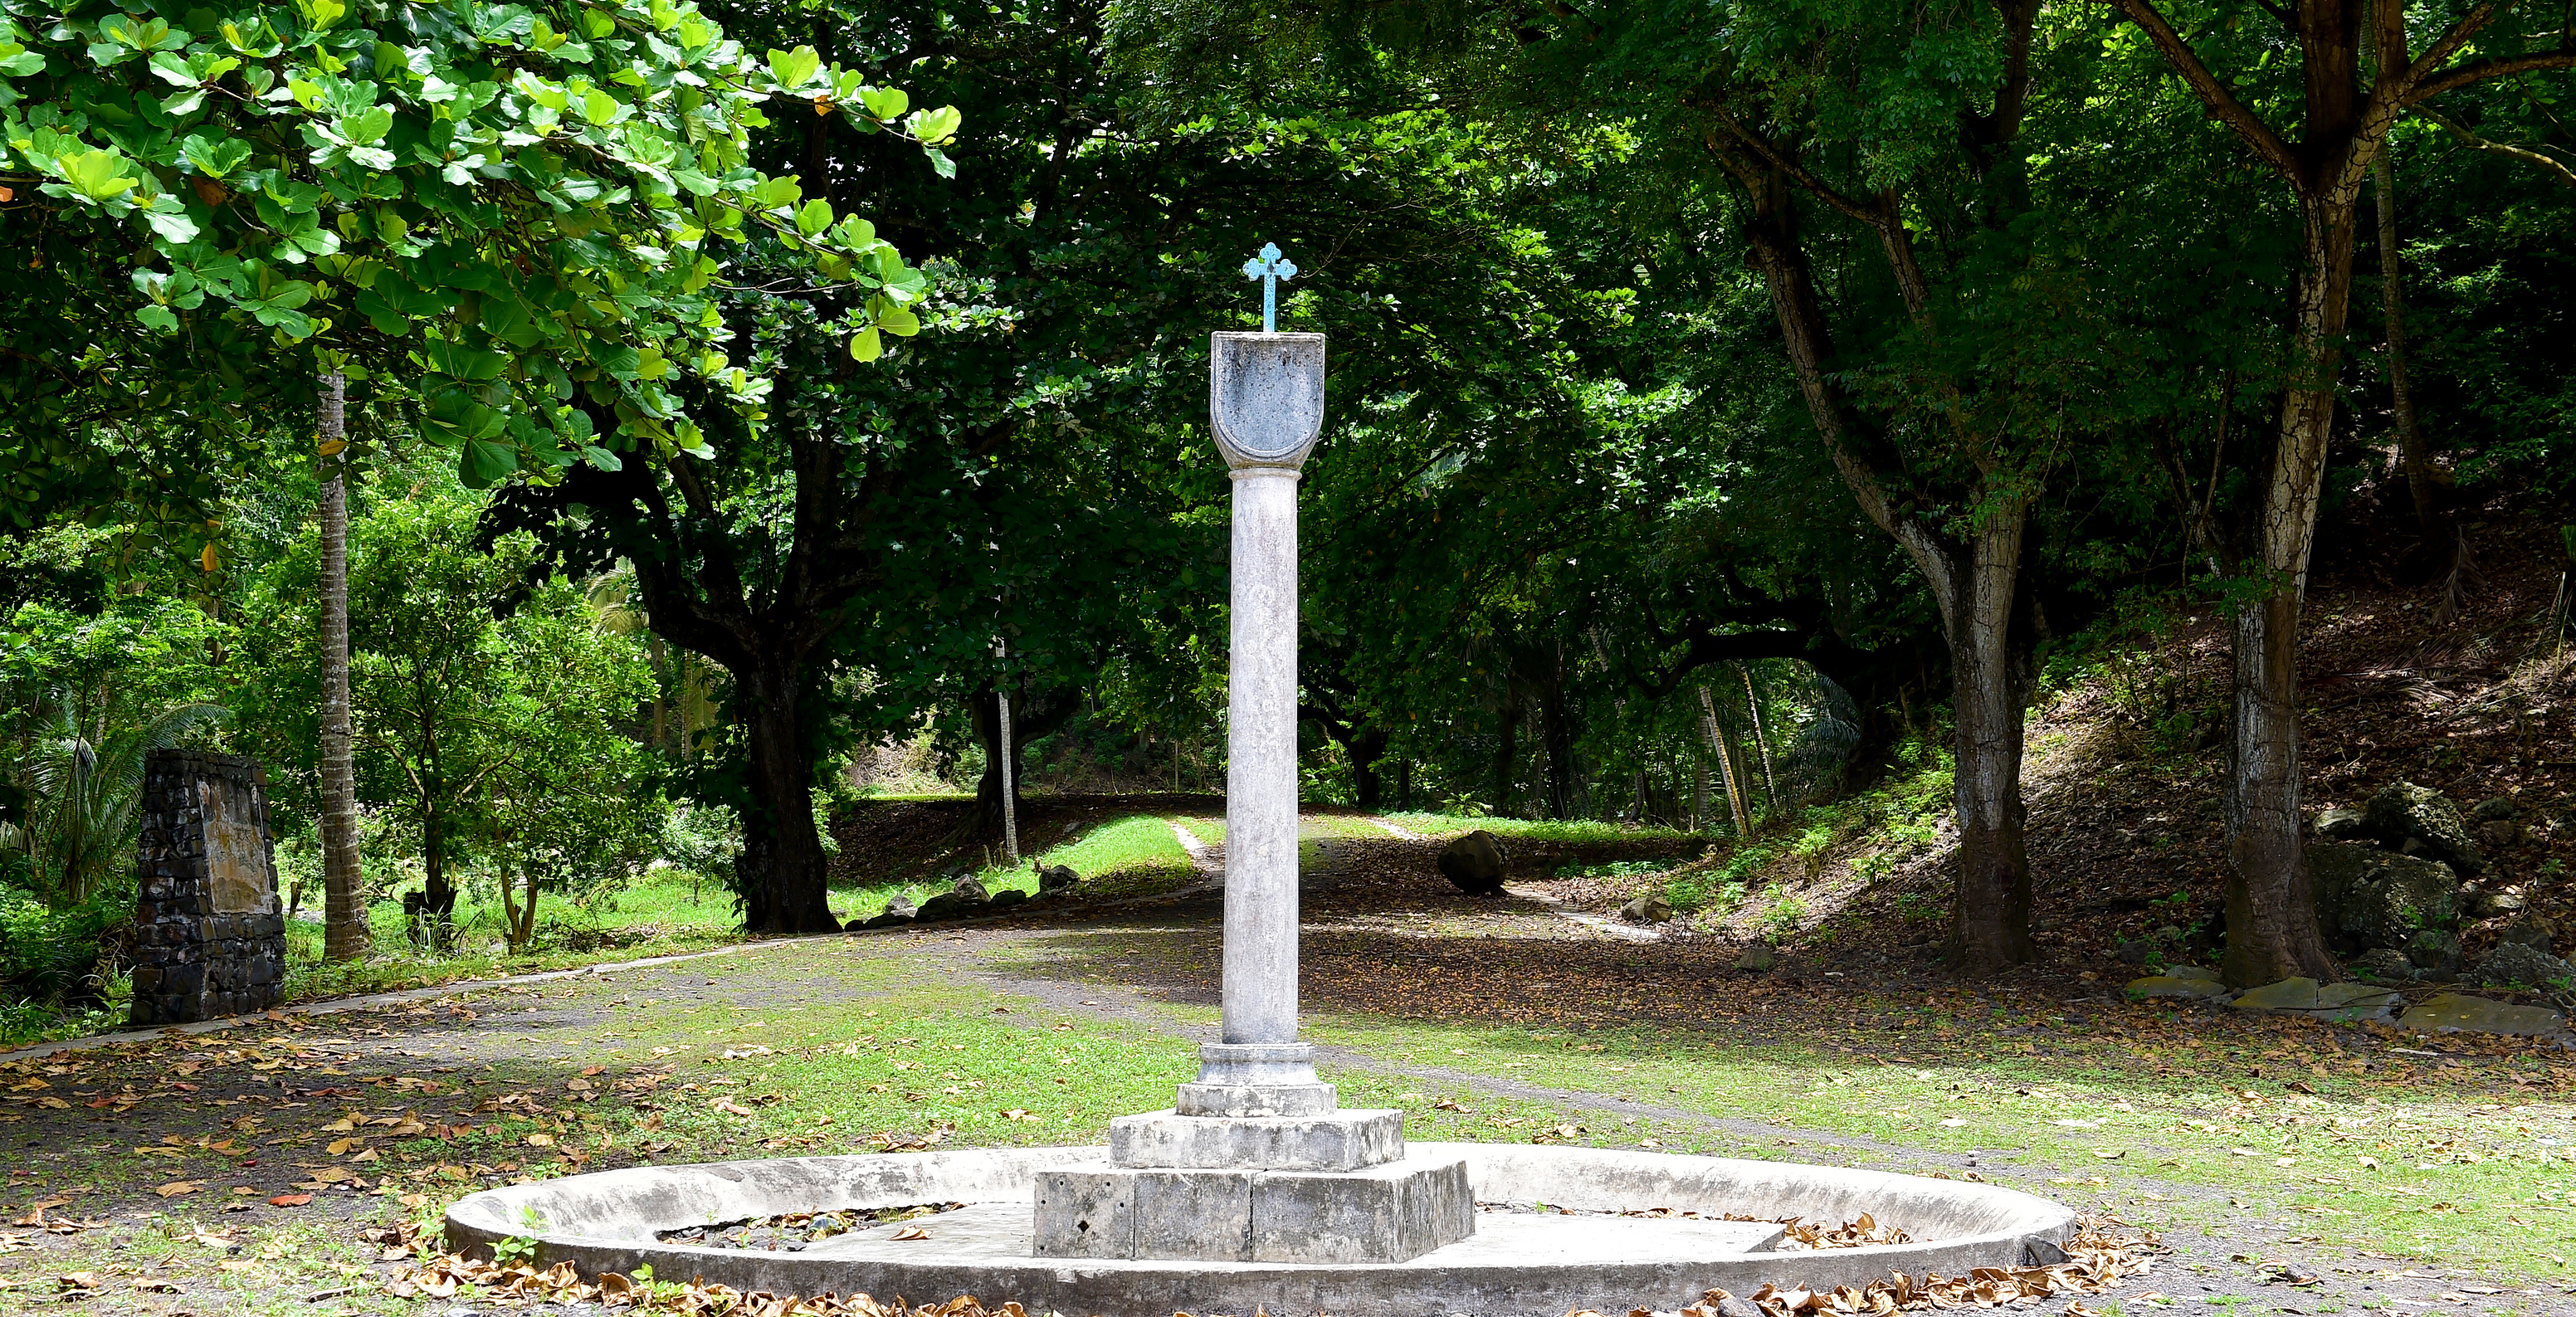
[2222,196,2350,987]
[1947,510,2037,968]
[316,372,367,963]
[1698,685,1749,837]
[1740,664,1779,813]
[736,659,837,934]
[2373,151,2434,532]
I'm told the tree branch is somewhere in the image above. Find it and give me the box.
[2408,48,2576,103]
[2108,0,2303,180]
[2416,104,2576,183]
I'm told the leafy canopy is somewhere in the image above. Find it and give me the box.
[0,0,956,492]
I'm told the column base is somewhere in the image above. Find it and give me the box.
[1032,1154,1474,1263]
[1182,1041,1336,1116]
[1112,1108,1403,1172]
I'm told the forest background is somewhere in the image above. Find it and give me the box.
[2,0,2572,1039]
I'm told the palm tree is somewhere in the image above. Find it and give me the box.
[316,371,367,962]
[0,689,231,905]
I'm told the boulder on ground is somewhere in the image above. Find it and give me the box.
[2499,912,2559,953]
[1036,862,1080,894]
[2309,841,2460,952]
[2364,780,2485,874]
[1621,894,1675,924]
[2316,806,2369,839]
[2462,885,2526,919]
[2473,941,2574,991]
[2398,991,2570,1037]
[2351,948,2416,982]
[916,878,990,922]
[1734,944,1777,973]
[2405,928,2462,975]
[1437,830,1509,895]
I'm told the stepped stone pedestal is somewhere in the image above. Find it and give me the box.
[1032,1043,1471,1263]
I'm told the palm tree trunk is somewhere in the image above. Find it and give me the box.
[316,372,367,963]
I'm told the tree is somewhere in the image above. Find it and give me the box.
[2105,0,2576,984]
[315,373,363,960]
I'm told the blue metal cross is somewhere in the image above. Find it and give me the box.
[1242,241,1296,333]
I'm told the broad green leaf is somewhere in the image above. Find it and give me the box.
[57,149,140,202]
[765,46,820,90]
[794,197,832,237]
[905,106,960,146]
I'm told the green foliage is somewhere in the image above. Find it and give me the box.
[0,883,125,1002]
[1,0,954,514]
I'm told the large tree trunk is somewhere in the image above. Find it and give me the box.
[735,659,838,934]
[1947,514,2037,970]
[969,683,1077,837]
[2222,198,2349,988]
[1539,641,1577,820]
[2373,151,2435,533]
[1347,728,1388,810]
[1738,172,2036,968]
[315,372,367,963]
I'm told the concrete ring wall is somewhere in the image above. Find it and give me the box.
[446,1143,2076,1317]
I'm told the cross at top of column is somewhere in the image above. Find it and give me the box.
[1242,241,1296,333]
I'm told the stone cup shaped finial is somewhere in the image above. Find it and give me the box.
[1210,332,1325,470]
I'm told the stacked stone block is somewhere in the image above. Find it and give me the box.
[131,749,286,1026]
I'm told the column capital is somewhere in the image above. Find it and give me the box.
[1211,332,1325,471]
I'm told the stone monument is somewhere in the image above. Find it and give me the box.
[1032,247,1474,1263]
[131,749,287,1026]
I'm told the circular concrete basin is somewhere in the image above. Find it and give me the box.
[446,1143,2073,1316]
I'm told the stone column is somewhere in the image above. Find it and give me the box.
[1183,330,1333,1119]
[1032,329,1474,1266]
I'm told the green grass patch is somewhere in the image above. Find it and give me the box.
[1381,812,1697,845]
[1300,1011,2576,1281]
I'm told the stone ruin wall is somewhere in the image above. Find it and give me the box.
[131,749,287,1026]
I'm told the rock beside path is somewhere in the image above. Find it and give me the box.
[1620,894,1675,924]
[2228,977,2403,1022]
[2398,992,2570,1038]
[1438,830,1509,895]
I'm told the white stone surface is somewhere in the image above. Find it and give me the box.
[1220,464,1306,1055]
[448,1143,2076,1315]
[1210,333,1325,468]
[1111,1109,1403,1171]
